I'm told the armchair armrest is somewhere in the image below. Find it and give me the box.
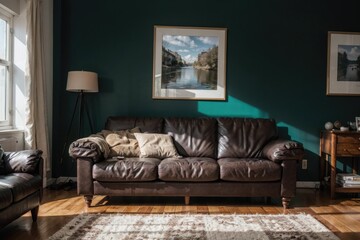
[69,137,110,163]
[3,149,43,174]
[262,139,304,162]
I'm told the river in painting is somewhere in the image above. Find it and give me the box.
[161,66,217,89]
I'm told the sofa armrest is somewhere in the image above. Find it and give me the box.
[69,139,107,163]
[3,149,43,174]
[262,139,304,162]
[77,158,94,196]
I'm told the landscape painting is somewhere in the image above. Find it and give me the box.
[337,45,360,82]
[161,35,219,90]
[153,26,227,100]
[327,32,360,95]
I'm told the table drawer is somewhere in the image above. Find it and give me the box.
[337,143,360,156]
[337,135,360,143]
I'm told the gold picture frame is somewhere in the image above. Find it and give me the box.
[152,26,227,100]
[327,31,360,96]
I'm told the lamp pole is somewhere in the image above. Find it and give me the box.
[59,71,98,164]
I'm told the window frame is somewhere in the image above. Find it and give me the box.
[0,7,13,129]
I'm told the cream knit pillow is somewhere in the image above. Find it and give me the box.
[134,133,180,159]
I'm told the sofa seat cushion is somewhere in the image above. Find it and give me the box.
[0,185,13,210]
[218,158,281,182]
[93,158,161,182]
[158,158,219,182]
[0,173,42,202]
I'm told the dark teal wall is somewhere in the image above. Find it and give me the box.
[53,0,360,180]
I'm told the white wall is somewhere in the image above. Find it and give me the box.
[0,0,20,15]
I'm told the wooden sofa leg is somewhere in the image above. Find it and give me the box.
[84,195,93,207]
[31,206,39,222]
[185,196,190,205]
[282,197,291,209]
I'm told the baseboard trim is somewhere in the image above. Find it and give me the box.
[296,181,320,189]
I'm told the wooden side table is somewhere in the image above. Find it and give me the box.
[320,130,360,198]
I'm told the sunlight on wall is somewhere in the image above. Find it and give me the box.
[197,96,269,118]
[198,96,319,155]
[14,36,26,70]
[277,121,318,154]
[14,83,25,126]
[13,36,26,128]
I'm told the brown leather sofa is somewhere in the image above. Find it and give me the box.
[70,117,304,209]
[0,150,43,229]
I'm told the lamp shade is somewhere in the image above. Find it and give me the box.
[66,71,99,92]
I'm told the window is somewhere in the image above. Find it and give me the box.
[0,7,13,128]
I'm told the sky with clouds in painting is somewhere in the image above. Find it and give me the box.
[338,45,360,61]
[162,35,219,64]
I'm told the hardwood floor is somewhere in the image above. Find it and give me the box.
[0,188,359,239]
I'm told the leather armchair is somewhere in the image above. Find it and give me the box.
[0,149,43,229]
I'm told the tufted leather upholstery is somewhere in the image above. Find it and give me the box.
[72,117,304,209]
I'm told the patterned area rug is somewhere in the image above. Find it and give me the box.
[49,213,339,240]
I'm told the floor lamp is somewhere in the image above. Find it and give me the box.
[60,71,99,164]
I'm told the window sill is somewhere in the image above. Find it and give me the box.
[0,128,24,134]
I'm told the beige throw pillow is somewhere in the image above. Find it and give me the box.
[134,133,180,159]
[101,127,141,157]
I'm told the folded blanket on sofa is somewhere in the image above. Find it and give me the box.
[69,134,110,159]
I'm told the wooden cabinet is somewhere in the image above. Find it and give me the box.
[320,130,360,198]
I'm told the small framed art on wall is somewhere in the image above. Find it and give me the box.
[327,31,360,96]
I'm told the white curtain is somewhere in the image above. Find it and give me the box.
[24,0,50,186]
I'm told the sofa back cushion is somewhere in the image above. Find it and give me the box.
[164,118,216,158]
[217,118,277,158]
[3,150,43,174]
[105,117,163,133]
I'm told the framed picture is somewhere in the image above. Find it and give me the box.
[153,26,227,100]
[327,31,360,96]
[356,117,360,130]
